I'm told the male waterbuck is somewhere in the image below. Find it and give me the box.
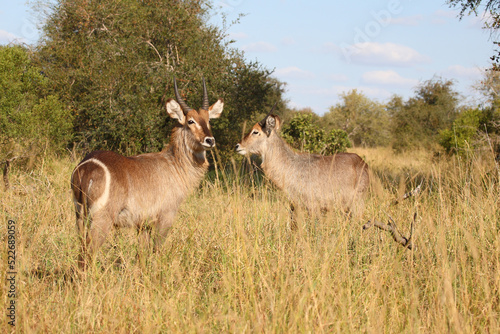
[71,78,223,267]
[236,108,369,220]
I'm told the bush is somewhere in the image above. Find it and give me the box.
[439,107,500,155]
[439,108,481,154]
[391,79,459,152]
[281,113,351,155]
[0,45,73,161]
[34,0,283,161]
[324,89,390,147]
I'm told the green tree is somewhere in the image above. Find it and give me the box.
[323,89,390,147]
[439,70,500,155]
[439,108,482,154]
[0,45,72,160]
[279,106,317,126]
[390,78,459,151]
[448,0,500,70]
[281,112,351,155]
[475,68,500,103]
[33,0,283,161]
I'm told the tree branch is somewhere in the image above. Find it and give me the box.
[363,212,417,250]
[146,40,163,62]
[392,182,422,206]
[364,183,421,250]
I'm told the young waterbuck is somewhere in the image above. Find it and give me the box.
[71,78,223,267]
[236,108,369,219]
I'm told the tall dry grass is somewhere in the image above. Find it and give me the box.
[0,148,499,333]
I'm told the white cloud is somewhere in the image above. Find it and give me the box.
[467,11,495,29]
[275,66,314,79]
[433,9,459,20]
[356,86,393,100]
[362,70,419,87]
[431,18,447,25]
[287,100,306,110]
[322,42,340,54]
[441,65,485,80]
[310,85,392,101]
[340,42,430,66]
[328,73,349,82]
[387,15,424,26]
[227,32,248,40]
[281,37,296,46]
[431,9,459,24]
[0,30,20,44]
[241,41,277,53]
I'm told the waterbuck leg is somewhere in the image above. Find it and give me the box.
[77,227,89,270]
[153,212,175,252]
[75,202,90,270]
[138,226,152,250]
[136,224,154,267]
[81,211,113,268]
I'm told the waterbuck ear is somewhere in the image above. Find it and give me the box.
[208,99,224,119]
[273,115,281,131]
[166,98,185,124]
[264,115,279,136]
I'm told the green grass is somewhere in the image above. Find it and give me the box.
[1,148,499,333]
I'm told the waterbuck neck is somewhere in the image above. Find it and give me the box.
[162,126,209,186]
[260,132,297,189]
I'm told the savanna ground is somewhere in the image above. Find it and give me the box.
[0,147,499,333]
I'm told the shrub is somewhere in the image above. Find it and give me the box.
[0,45,73,161]
[439,108,482,154]
[281,113,351,155]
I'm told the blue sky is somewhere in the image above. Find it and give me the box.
[1,0,496,115]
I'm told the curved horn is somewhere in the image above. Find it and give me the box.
[258,102,278,127]
[202,77,209,111]
[173,77,192,114]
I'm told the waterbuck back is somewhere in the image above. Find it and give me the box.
[71,78,223,268]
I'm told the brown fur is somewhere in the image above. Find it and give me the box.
[71,91,223,268]
[236,115,369,217]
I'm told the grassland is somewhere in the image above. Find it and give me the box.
[0,147,499,333]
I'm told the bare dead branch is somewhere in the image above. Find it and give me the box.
[392,182,422,206]
[364,181,421,250]
[146,40,163,62]
[363,212,417,250]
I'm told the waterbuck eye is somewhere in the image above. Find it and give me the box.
[252,130,259,135]
[188,119,196,125]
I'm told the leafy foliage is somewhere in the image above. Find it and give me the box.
[439,70,500,154]
[323,89,390,147]
[0,45,72,160]
[439,108,482,154]
[390,78,459,152]
[33,0,283,160]
[448,0,500,69]
[281,113,351,155]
